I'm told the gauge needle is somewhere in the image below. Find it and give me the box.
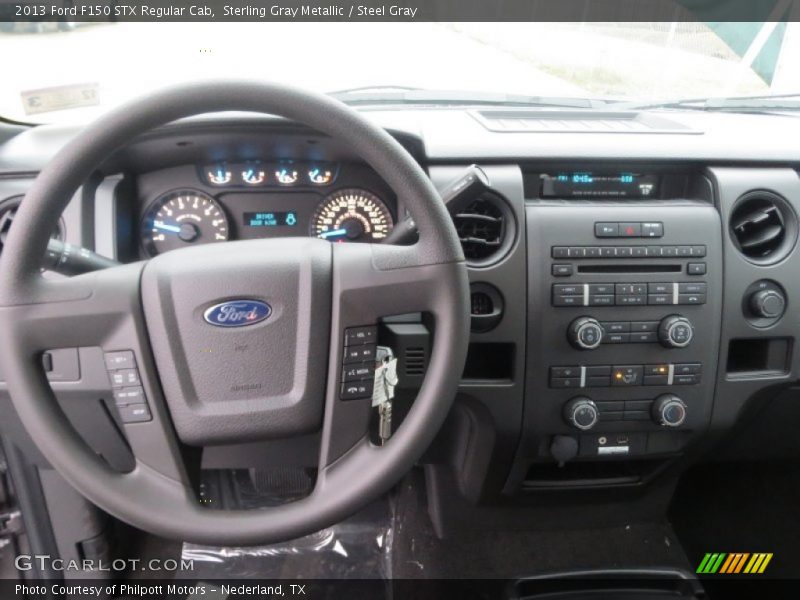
[319,228,347,239]
[154,220,181,233]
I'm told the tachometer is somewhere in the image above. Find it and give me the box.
[141,190,229,256]
[310,188,393,243]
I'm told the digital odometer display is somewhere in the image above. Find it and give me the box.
[244,211,298,227]
[541,172,660,198]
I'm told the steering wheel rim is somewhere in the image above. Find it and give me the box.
[0,81,470,545]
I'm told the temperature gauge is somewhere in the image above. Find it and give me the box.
[308,165,335,185]
[241,165,267,185]
[274,165,299,185]
[205,165,232,186]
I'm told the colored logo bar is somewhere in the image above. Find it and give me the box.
[697,552,773,574]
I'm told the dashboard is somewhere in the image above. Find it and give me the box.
[136,162,397,257]
[2,107,800,525]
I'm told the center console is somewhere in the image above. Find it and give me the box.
[514,172,724,482]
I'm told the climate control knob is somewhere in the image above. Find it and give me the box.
[652,394,687,427]
[658,315,693,348]
[568,317,603,350]
[563,397,599,431]
[749,289,786,319]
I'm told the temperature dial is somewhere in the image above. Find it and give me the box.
[652,394,687,427]
[563,397,599,431]
[568,317,603,350]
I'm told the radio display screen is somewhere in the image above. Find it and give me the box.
[541,173,660,198]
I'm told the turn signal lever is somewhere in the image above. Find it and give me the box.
[382,164,491,245]
[43,239,120,275]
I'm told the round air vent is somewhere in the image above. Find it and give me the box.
[0,196,64,257]
[730,191,797,265]
[453,192,515,267]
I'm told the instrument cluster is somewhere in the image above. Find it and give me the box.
[137,162,396,257]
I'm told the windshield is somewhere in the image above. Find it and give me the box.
[1,21,796,123]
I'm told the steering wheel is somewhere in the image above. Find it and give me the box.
[0,81,469,545]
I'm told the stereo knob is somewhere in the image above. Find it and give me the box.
[563,397,599,431]
[652,394,687,427]
[750,289,785,319]
[568,317,603,350]
[658,315,693,348]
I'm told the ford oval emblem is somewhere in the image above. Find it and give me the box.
[203,300,272,327]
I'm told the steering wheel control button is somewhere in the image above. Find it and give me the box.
[109,368,141,388]
[340,380,374,400]
[118,403,152,424]
[342,364,373,382]
[112,387,146,406]
[563,397,599,431]
[344,326,377,346]
[652,395,687,427]
[658,315,694,348]
[343,344,376,364]
[104,350,135,370]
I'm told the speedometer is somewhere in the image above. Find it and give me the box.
[141,190,229,256]
[310,188,393,243]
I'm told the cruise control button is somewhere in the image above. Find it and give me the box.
[118,403,152,423]
[104,350,136,370]
[343,345,376,364]
[344,326,377,346]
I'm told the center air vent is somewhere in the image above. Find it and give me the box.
[453,193,514,267]
[0,197,64,257]
[730,191,797,265]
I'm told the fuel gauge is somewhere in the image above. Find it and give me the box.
[308,164,335,185]
[205,165,232,186]
[241,164,267,185]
